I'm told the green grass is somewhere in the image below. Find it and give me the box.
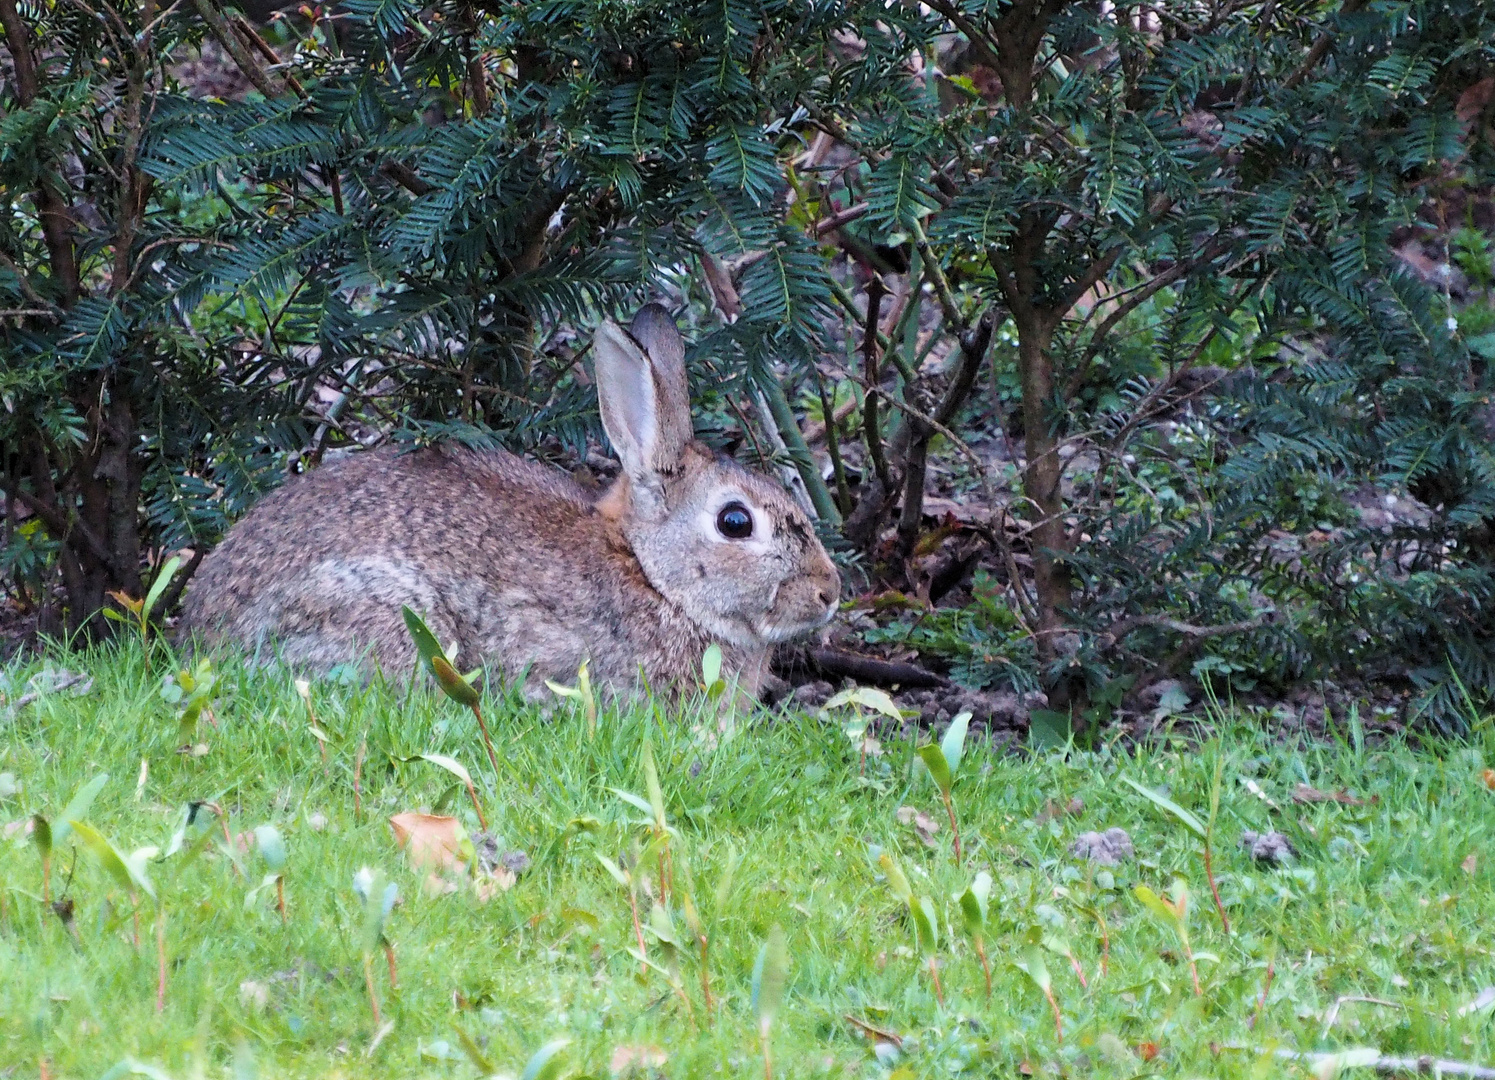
[2,644,1494,1078]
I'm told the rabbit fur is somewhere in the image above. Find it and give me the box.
[179,305,841,698]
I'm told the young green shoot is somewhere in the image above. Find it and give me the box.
[353,867,399,1029]
[610,740,674,901]
[823,686,902,775]
[159,659,218,749]
[643,900,695,1021]
[596,837,665,976]
[104,554,182,648]
[956,871,993,996]
[910,894,944,1005]
[700,644,727,701]
[876,849,944,1003]
[1134,878,1202,995]
[916,711,971,864]
[71,819,160,1003]
[1043,927,1088,990]
[1017,943,1063,1042]
[402,606,501,780]
[752,924,787,1080]
[678,843,738,1018]
[247,825,288,924]
[545,659,598,736]
[293,679,329,773]
[1120,771,1230,934]
[34,773,108,902]
[413,753,488,831]
[519,1039,570,1080]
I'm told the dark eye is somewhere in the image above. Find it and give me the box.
[716,502,754,540]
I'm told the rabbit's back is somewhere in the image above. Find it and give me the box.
[180,446,725,689]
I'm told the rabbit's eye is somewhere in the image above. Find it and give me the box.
[716,502,754,540]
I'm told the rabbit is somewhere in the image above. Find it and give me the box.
[178,304,842,700]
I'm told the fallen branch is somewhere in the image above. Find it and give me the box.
[809,647,946,689]
[1241,1046,1495,1079]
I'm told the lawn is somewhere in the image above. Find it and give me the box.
[2,644,1494,1078]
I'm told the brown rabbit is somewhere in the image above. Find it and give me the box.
[179,305,841,698]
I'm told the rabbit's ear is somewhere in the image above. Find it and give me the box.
[593,307,692,485]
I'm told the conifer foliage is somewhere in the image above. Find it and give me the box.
[1,0,1492,721]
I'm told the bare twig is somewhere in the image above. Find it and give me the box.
[860,275,892,491]
[380,160,435,197]
[232,12,304,95]
[813,201,870,236]
[1229,1046,1495,1079]
[189,0,287,98]
[151,546,205,617]
[1064,243,1227,397]
[1096,614,1266,651]
[1282,0,1368,90]
[1321,996,1408,1037]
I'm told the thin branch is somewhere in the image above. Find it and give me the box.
[1059,246,1123,315]
[859,274,892,491]
[189,0,286,98]
[379,160,434,197]
[1282,0,1368,91]
[0,0,81,305]
[1065,243,1227,397]
[1095,614,1266,651]
[151,547,205,617]
[827,363,986,480]
[813,201,870,237]
[909,218,966,333]
[0,248,50,308]
[232,12,305,95]
[809,647,947,688]
[918,0,1002,71]
[11,487,113,571]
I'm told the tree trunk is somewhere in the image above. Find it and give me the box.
[20,393,145,639]
[1014,316,1070,668]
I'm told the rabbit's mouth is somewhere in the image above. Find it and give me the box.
[756,601,839,643]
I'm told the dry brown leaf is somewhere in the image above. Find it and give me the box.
[389,812,467,873]
[699,253,741,322]
[1457,77,1495,125]
[609,1044,667,1076]
[1481,769,1495,792]
[238,980,270,1011]
[473,866,517,902]
[2,819,32,840]
[1292,784,1374,806]
[1462,853,1477,876]
[422,872,459,898]
[1035,795,1085,823]
[895,805,941,847]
